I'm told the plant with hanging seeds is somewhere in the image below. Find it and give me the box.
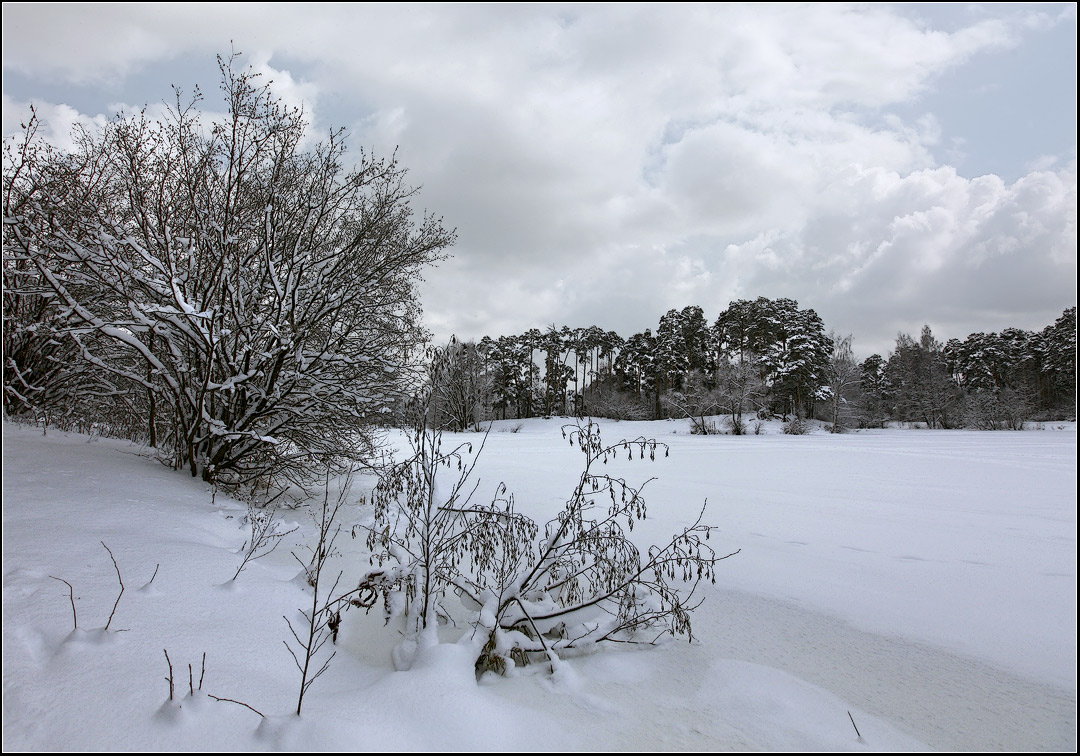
[471,421,737,675]
[350,419,537,670]
[350,399,734,676]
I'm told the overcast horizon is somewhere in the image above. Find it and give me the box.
[3,3,1076,359]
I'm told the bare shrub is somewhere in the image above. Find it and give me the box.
[283,472,349,715]
[965,388,1031,430]
[232,500,298,581]
[691,418,721,435]
[4,53,453,487]
[354,415,736,676]
[782,415,812,435]
[49,541,129,631]
[584,385,653,421]
[473,423,736,674]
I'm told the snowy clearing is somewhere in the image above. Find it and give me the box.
[2,418,1075,751]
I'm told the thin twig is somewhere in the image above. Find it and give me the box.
[847,710,861,739]
[146,563,160,587]
[49,576,77,630]
[232,505,298,581]
[199,652,206,690]
[208,695,265,718]
[163,649,174,700]
[188,664,194,696]
[101,542,124,631]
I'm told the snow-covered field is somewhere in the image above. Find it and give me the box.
[2,417,1076,751]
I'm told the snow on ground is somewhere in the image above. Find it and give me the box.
[2,417,1076,751]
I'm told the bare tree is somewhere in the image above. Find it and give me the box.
[715,357,765,434]
[662,371,724,434]
[428,338,492,432]
[826,333,861,432]
[3,54,454,488]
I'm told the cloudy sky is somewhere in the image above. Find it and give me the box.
[3,3,1076,357]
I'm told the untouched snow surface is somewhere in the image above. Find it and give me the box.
[2,418,1076,751]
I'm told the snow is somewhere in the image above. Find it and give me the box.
[3,417,1076,751]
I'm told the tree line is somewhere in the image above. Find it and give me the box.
[860,310,1076,430]
[425,300,1076,433]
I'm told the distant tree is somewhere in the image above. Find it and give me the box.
[482,335,530,420]
[857,354,888,428]
[946,329,1035,429]
[655,309,688,399]
[712,297,829,419]
[1034,307,1076,417]
[713,298,764,365]
[521,328,544,418]
[539,325,574,415]
[599,330,624,383]
[662,371,725,434]
[429,338,491,432]
[825,333,860,432]
[677,305,715,376]
[885,326,961,428]
[946,330,1033,393]
[756,299,831,419]
[714,356,765,434]
[616,329,661,418]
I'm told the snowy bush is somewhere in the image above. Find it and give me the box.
[2,53,453,488]
[358,425,538,671]
[584,385,653,421]
[662,375,724,435]
[354,413,734,675]
[963,388,1031,431]
[471,422,734,675]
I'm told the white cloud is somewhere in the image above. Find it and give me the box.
[3,5,207,84]
[1,94,109,153]
[719,163,1076,355]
